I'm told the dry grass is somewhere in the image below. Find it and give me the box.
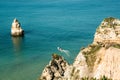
[82,44,101,71]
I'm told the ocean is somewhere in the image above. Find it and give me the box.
[0,0,120,80]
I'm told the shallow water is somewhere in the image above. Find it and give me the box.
[0,0,120,80]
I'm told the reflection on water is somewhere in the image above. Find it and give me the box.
[12,37,24,54]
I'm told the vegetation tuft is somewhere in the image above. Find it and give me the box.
[82,44,101,71]
[112,44,120,49]
[104,17,115,23]
[52,53,61,60]
[81,75,112,80]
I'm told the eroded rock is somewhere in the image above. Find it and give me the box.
[40,54,69,80]
[11,18,24,36]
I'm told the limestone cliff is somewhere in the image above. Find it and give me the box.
[40,17,120,80]
[94,17,120,44]
[11,18,24,36]
[72,43,120,79]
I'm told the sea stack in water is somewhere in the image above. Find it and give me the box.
[11,18,24,36]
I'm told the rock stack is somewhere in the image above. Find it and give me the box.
[40,54,69,80]
[11,18,24,36]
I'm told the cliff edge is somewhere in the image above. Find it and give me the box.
[40,17,120,80]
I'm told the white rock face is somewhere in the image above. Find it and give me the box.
[94,17,120,44]
[63,53,89,80]
[11,18,24,36]
[93,47,120,79]
[73,52,89,78]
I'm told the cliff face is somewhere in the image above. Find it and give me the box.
[40,17,120,80]
[73,44,120,79]
[93,47,120,79]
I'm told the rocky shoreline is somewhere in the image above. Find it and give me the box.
[40,17,120,80]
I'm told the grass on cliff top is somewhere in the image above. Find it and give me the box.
[96,17,119,34]
[52,53,62,60]
[82,44,101,70]
[100,17,117,28]
[104,17,116,23]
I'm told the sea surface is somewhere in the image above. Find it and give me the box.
[0,0,120,80]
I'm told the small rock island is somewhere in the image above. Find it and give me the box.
[40,17,120,80]
[11,18,24,37]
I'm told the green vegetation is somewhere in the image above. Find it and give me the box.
[100,75,112,80]
[52,53,61,60]
[104,43,120,49]
[81,75,112,80]
[70,67,75,77]
[101,25,107,28]
[82,44,101,71]
[81,77,89,80]
[70,67,80,80]
[69,67,80,80]
[101,17,117,28]
[104,17,115,23]
[112,44,120,49]
[81,47,85,50]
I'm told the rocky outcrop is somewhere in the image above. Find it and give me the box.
[94,17,120,44]
[40,17,120,80]
[71,17,120,79]
[40,54,69,80]
[11,18,24,36]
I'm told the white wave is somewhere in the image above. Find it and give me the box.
[57,47,70,57]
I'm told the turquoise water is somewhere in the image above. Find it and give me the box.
[0,0,120,80]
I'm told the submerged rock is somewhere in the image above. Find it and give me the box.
[11,18,24,36]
